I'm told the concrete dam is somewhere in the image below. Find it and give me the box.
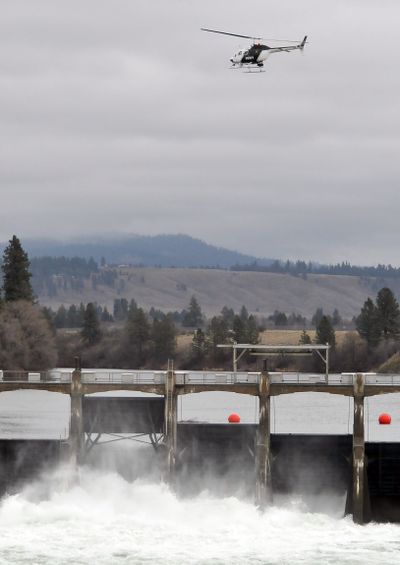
[1,366,400,523]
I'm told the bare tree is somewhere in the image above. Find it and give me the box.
[0,301,57,370]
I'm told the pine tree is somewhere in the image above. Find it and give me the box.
[151,315,176,363]
[239,305,249,322]
[1,235,34,302]
[274,311,288,327]
[233,315,247,342]
[81,302,102,346]
[101,306,113,322]
[128,298,138,315]
[376,287,400,340]
[356,297,381,347]
[331,308,342,327]
[182,295,203,327]
[54,304,67,328]
[315,315,336,348]
[78,302,86,326]
[312,307,324,327]
[207,316,229,362]
[220,306,235,328]
[246,315,259,344]
[113,298,128,321]
[191,328,207,362]
[125,307,150,365]
[41,306,56,335]
[299,329,312,345]
[66,304,78,328]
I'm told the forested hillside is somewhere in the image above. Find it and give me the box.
[2,237,400,373]
[0,234,271,268]
[31,264,400,320]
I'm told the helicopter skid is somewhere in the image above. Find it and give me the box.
[229,65,265,73]
[244,67,265,73]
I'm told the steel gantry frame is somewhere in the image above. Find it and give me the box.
[217,343,331,377]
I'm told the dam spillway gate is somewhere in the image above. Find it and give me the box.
[2,368,400,523]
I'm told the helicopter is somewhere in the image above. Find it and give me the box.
[201,28,307,72]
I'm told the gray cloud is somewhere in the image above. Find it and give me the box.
[1,0,400,265]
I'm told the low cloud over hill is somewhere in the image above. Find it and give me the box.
[3,234,271,269]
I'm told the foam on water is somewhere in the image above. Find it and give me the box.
[0,466,399,565]
[1,389,400,563]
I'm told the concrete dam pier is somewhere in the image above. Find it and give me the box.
[1,366,400,523]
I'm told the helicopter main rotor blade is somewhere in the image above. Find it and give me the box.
[201,28,262,41]
[201,28,304,44]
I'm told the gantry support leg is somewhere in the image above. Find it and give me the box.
[69,359,84,466]
[352,373,366,524]
[164,363,177,485]
[255,369,272,509]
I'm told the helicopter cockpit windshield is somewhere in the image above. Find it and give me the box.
[231,49,245,64]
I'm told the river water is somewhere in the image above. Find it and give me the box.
[0,387,400,563]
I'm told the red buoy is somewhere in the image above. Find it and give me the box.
[379,413,391,425]
[228,413,241,423]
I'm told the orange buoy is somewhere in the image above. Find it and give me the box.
[228,413,240,423]
[379,413,391,425]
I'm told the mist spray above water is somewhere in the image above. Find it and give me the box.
[0,444,399,565]
[1,390,400,563]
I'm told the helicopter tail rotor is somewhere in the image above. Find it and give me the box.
[300,35,308,50]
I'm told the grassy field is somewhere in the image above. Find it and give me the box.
[259,329,352,346]
[177,329,354,351]
[259,329,314,345]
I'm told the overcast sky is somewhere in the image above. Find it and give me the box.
[1,0,400,265]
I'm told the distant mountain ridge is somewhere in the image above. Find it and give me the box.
[0,234,272,268]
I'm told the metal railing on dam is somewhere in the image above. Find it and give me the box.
[2,369,400,388]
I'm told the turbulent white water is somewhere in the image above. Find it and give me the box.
[0,466,399,565]
[1,389,400,563]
